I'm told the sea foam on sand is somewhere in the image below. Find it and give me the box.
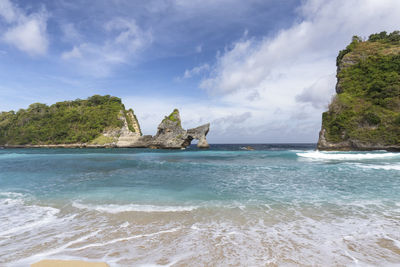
[72,202,198,213]
[31,259,109,267]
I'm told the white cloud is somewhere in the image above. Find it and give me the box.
[61,18,152,77]
[183,63,210,79]
[61,45,82,60]
[105,18,152,52]
[123,94,319,143]
[194,0,400,142]
[4,17,48,55]
[123,95,261,142]
[0,0,48,56]
[0,0,17,23]
[296,74,336,109]
[61,23,82,42]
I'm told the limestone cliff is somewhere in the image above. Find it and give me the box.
[100,110,142,147]
[318,31,400,151]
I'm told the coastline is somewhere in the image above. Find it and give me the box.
[317,144,400,152]
[0,143,161,149]
[317,129,400,152]
[3,144,400,151]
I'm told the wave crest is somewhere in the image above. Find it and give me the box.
[72,202,198,213]
[351,163,400,171]
[297,151,400,161]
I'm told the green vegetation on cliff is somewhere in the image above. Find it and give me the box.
[162,109,181,126]
[322,31,400,146]
[124,109,136,133]
[0,95,125,145]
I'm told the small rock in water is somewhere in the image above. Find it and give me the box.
[241,146,255,150]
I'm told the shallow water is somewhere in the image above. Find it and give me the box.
[1,144,400,266]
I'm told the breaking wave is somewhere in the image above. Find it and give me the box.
[351,163,400,171]
[72,202,199,213]
[297,151,400,161]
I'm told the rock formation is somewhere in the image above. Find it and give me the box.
[0,95,211,149]
[111,110,142,147]
[108,108,210,149]
[141,109,210,149]
[318,31,400,151]
[188,124,210,148]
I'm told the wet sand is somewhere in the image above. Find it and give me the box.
[31,259,109,267]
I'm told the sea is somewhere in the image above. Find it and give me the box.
[0,144,399,266]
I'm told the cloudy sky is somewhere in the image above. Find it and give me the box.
[1,0,400,143]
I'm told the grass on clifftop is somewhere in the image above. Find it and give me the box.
[89,135,116,145]
[0,95,125,145]
[162,109,181,126]
[323,31,400,145]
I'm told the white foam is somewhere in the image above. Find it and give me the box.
[72,202,199,213]
[8,230,102,266]
[0,153,28,159]
[0,207,59,237]
[352,163,400,170]
[297,151,400,161]
[70,227,180,251]
[0,193,60,237]
[4,202,400,266]
[0,192,25,198]
[120,222,130,228]
[136,255,186,267]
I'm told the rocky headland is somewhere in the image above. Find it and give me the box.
[0,95,210,149]
[318,31,400,151]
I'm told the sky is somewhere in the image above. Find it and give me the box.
[1,0,400,143]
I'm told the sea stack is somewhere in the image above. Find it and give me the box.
[148,109,210,149]
[188,124,210,148]
[318,31,400,151]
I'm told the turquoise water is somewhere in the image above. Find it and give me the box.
[1,145,400,266]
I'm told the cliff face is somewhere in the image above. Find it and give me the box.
[103,110,142,147]
[318,31,400,151]
[0,95,210,149]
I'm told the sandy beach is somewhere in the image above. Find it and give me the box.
[31,259,109,267]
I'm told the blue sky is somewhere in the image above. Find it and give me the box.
[1,0,400,143]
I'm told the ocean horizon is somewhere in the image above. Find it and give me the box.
[1,144,399,266]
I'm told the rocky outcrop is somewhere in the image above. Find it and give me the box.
[318,129,400,151]
[143,109,210,149]
[97,108,210,149]
[114,110,142,147]
[89,110,142,147]
[149,109,188,148]
[126,109,141,134]
[187,124,210,148]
